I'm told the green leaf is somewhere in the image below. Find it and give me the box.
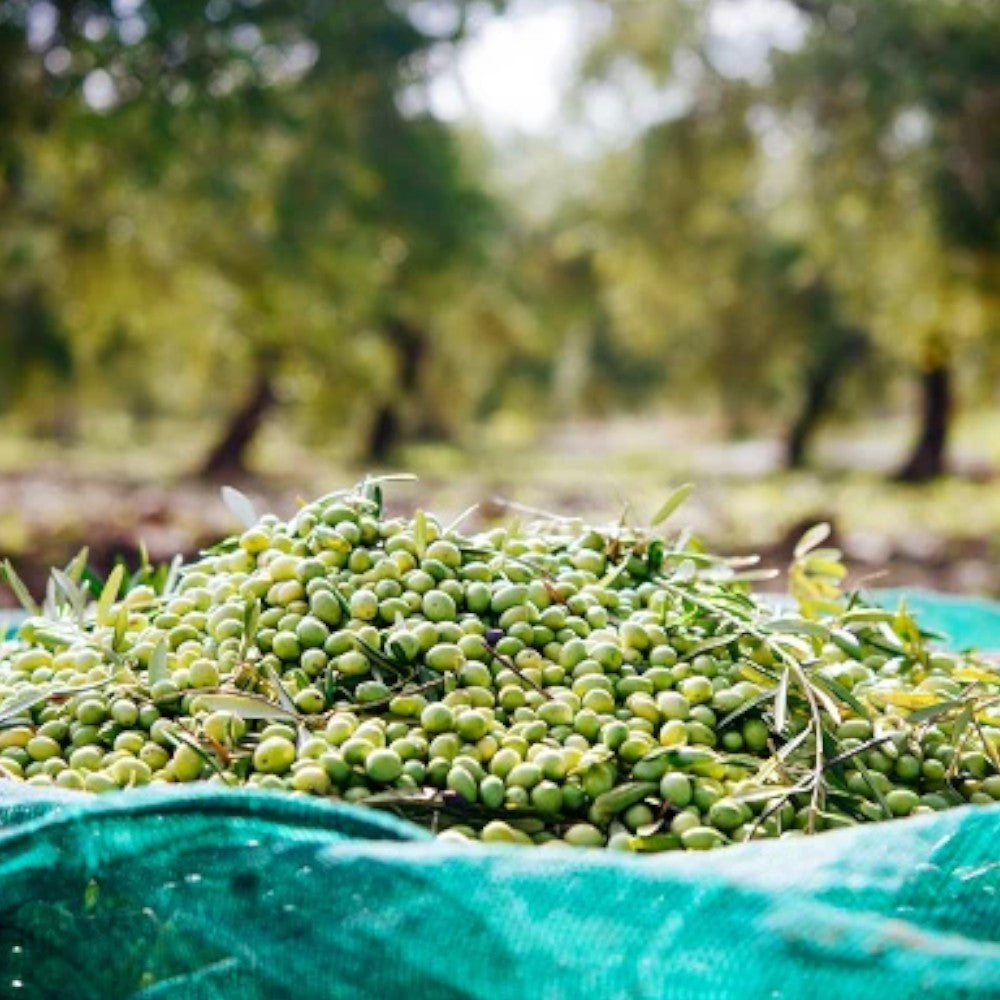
[113,603,129,652]
[907,698,961,724]
[812,673,871,721]
[777,724,810,762]
[96,564,126,627]
[875,622,908,655]
[361,479,384,516]
[842,608,896,624]
[598,557,631,589]
[808,678,842,727]
[774,667,790,733]
[732,784,796,805]
[162,554,184,596]
[806,547,843,564]
[650,483,694,527]
[445,503,479,534]
[830,629,864,659]
[352,634,409,675]
[50,569,85,620]
[263,662,299,714]
[330,587,352,618]
[679,634,743,662]
[221,486,259,530]
[646,539,664,573]
[31,623,81,649]
[148,639,169,686]
[0,680,110,727]
[768,633,814,659]
[199,538,239,558]
[413,509,429,558]
[0,687,53,726]
[196,692,299,722]
[717,688,776,730]
[160,727,226,778]
[240,600,261,658]
[804,557,847,580]
[951,702,974,753]
[365,473,417,486]
[730,568,781,583]
[2,560,40,616]
[793,523,832,559]
[854,754,891,820]
[761,618,830,639]
[64,548,90,586]
[137,540,151,576]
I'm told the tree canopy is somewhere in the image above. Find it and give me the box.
[1,0,997,475]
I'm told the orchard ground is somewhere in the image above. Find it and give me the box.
[0,408,997,606]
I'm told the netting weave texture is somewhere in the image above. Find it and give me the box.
[0,786,998,1000]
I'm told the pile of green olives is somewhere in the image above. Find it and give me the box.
[1,481,997,852]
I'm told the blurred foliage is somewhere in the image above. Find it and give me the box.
[0,0,997,476]
[0,0,520,466]
[565,0,1000,474]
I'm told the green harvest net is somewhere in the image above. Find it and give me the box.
[0,591,998,1000]
[1,787,999,1000]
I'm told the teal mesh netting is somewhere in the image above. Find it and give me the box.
[0,786,998,1000]
[873,589,1000,651]
[0,592,998,998]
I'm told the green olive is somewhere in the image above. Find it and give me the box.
[680,825,726,851]
[886,788,920,817]
[253,737,297,775]
[172,744,206,782]
[292,765,331,795]
[422,590,457,623]
[426,643,464,672]
[366,748,404,784]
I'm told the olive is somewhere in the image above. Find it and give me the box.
[0,482,992,858]
[253,737,296,775]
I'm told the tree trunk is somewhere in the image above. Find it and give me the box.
[363,317,429,462]
[201,369,276,478]
[366,405,400,465]
[786,372,834,470]
[896,352,952,483]
[785,327,869,470]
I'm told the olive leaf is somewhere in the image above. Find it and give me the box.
[196,692,299,722]
[650,483,694,528]
[148,638,169,686]
[50,568,86,621]
[361,479,383,515]
[793,522,832,559]
[761,618,829,639]
[812,673,870,721]
[221,486,259,530]
[239,599,261,659]
[160,726,227,777]
[0,680,110,727]
[2,560,40,616]
[113,603,130,652]
[263,662,299,714]
[0,687,53,726]
[445,503,479,534]
[64,548,90,587]
[413,509,429,558]
[774,666,790,733]
[96,564,126,627]
[162,554,184,597]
